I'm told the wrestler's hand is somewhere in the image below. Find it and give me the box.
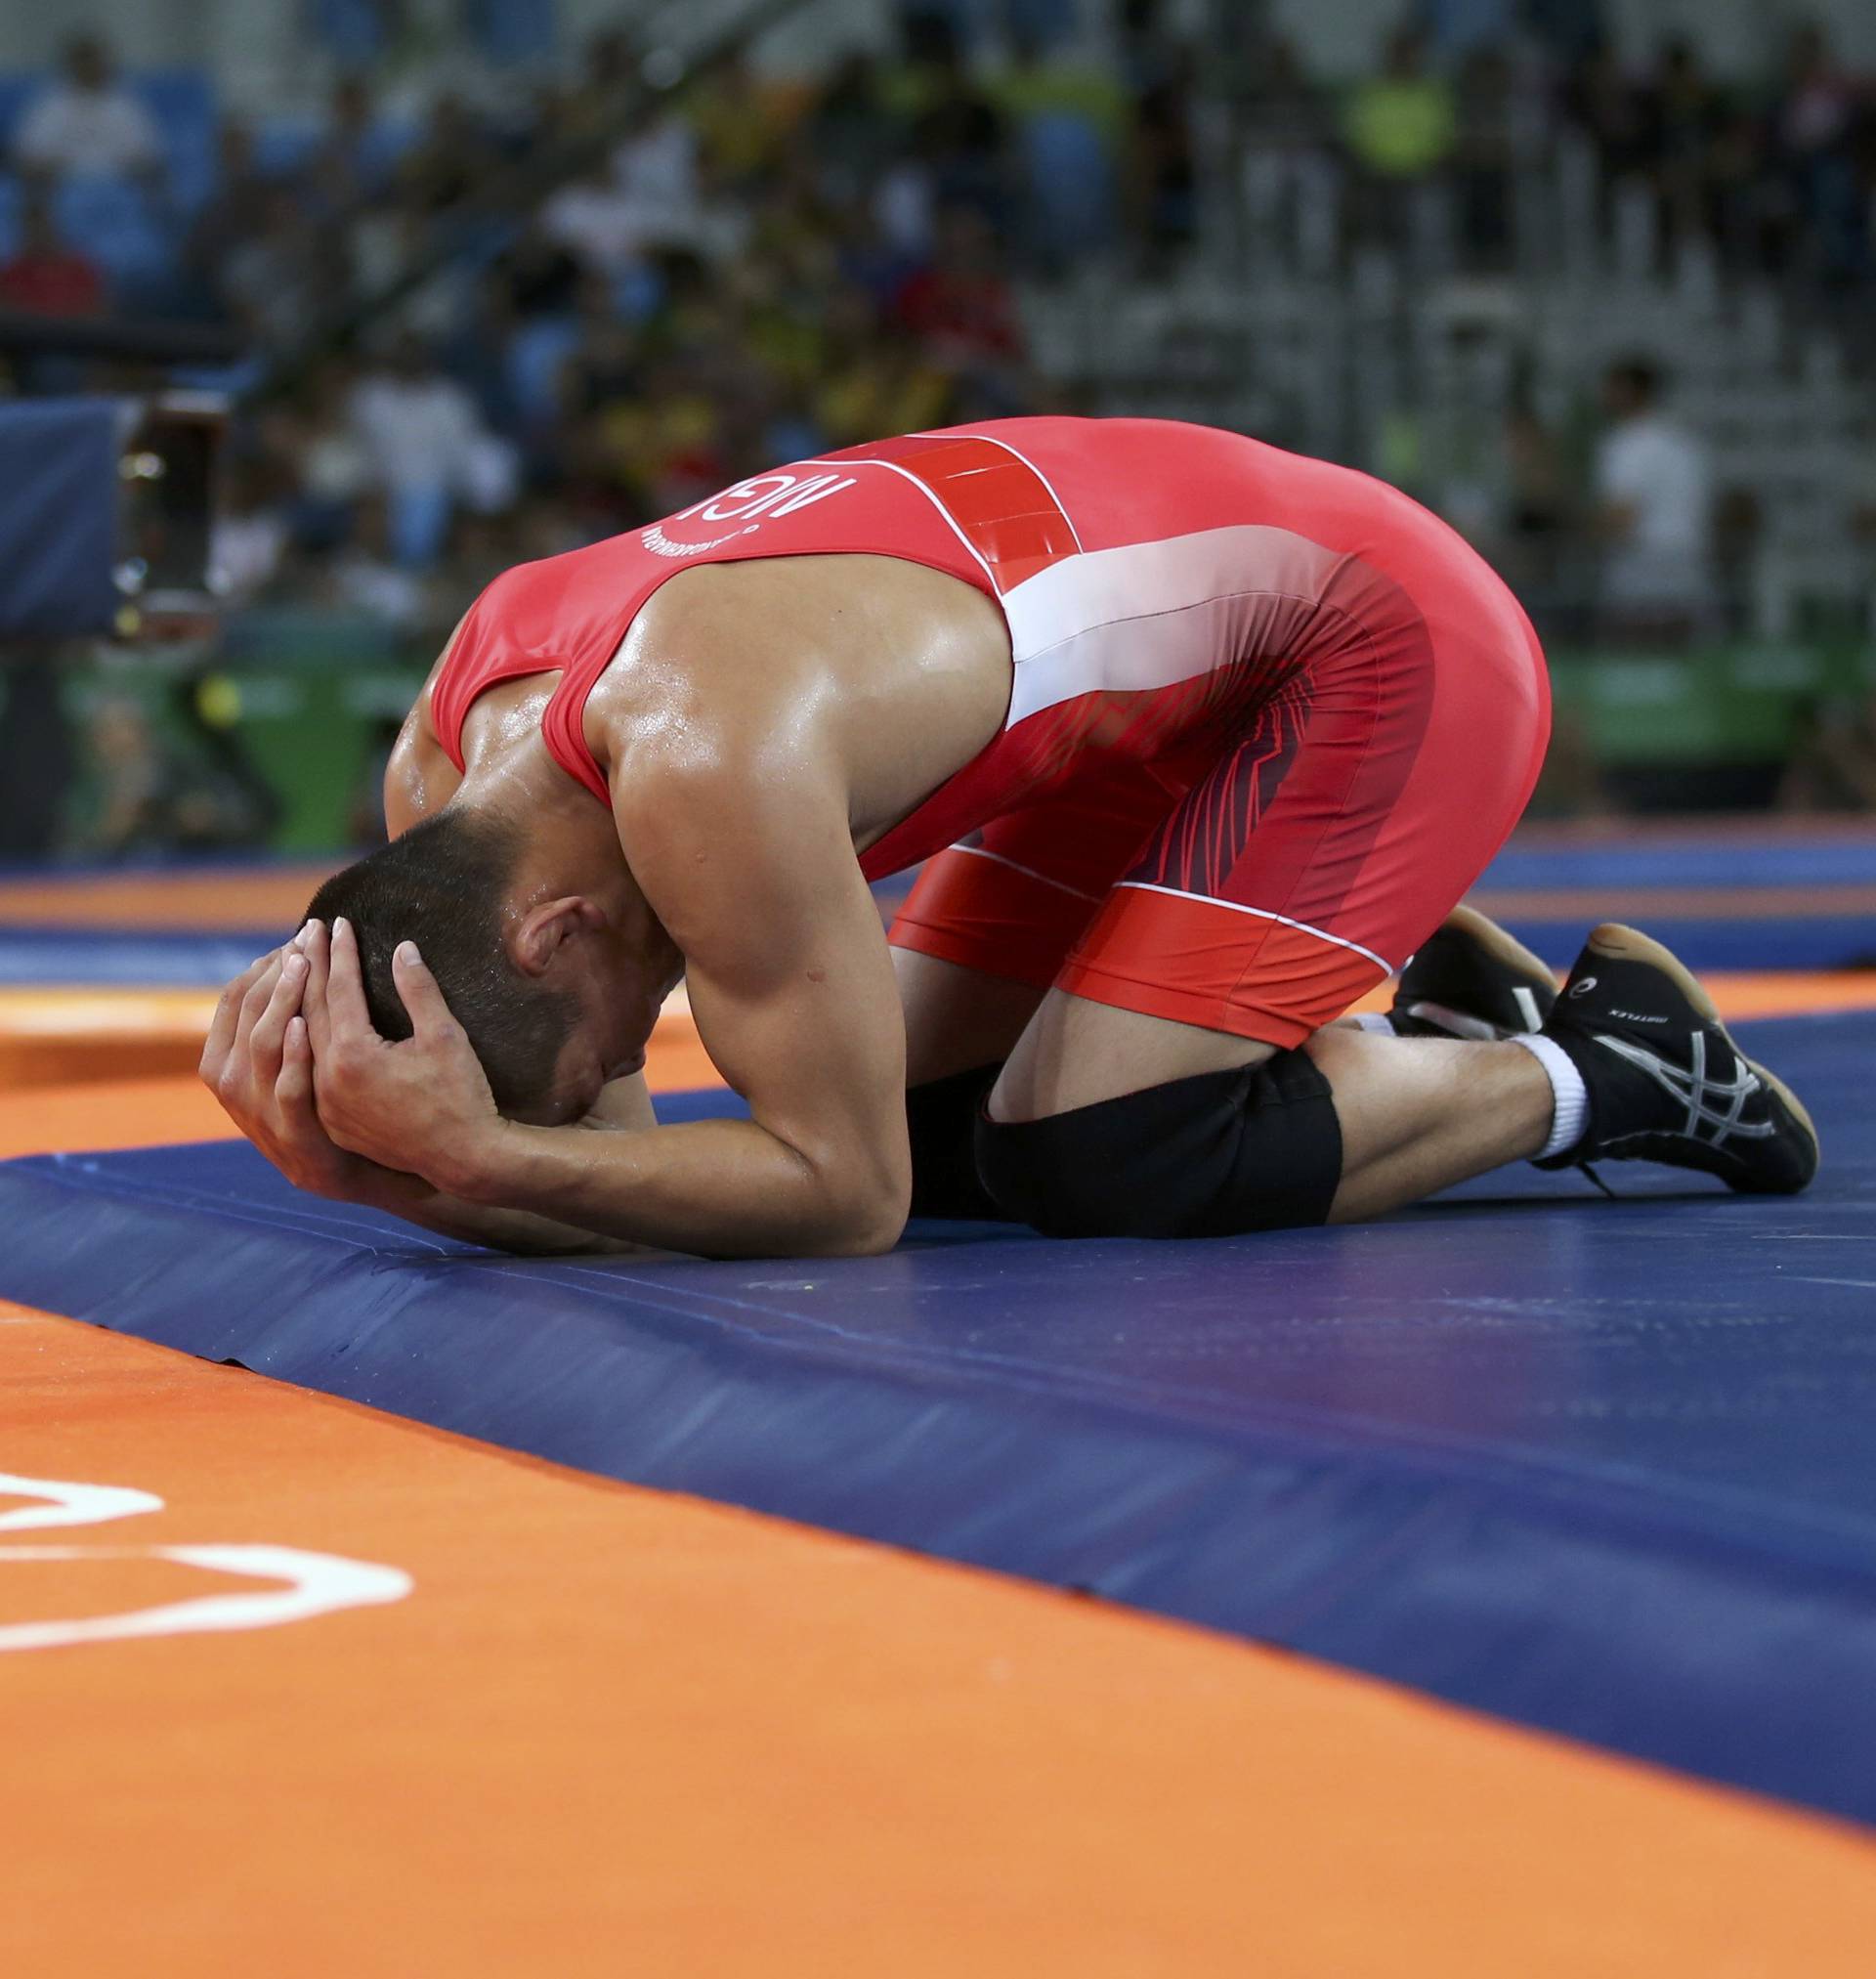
[305,916,501,1188]
[199,939,399,1201]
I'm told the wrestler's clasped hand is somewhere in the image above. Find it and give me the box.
[198,935,390,1202]
[298,915,502,1192]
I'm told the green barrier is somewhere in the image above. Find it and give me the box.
[63,613,428,854]
[1549,641,1874,763]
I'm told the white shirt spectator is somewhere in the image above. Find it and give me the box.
[540,175,650,279]
[347,362,519,516]
[14,76,162,179]
[348,368,488,495]
[542,116,711,277]
[1595,412,1713,614]
[209,510,288,606]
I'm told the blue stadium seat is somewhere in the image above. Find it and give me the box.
[252,119,323,180]
[0,172,22,258]
[131,70,217,160]
[468,0,559,64]
[0,74,41,155]
[136,70,221,213]
[389,483,454,568]
[312,0,392,65]
[1020,109,1118,260]
[505,315,581,428]
[51,174,174,292]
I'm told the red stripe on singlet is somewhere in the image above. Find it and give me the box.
[831,432,1083,593]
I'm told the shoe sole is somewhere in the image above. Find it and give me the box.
[1445,904,1558,998]
[1582,922,1821,1161]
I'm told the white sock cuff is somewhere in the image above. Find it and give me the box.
[1348,1011,1394,1036]
[1512,1033,1591,1161]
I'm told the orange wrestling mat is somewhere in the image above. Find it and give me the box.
[9,1288,1876,1977]
[6,1076,1876,1973]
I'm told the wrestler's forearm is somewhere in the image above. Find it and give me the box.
[436,1112,902,1259]
[352,1165,655,1256]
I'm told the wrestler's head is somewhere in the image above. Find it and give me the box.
[306,808,672,1124]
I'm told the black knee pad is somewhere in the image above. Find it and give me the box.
[973,1051,1343,1239]
[906,1063,1020,1222]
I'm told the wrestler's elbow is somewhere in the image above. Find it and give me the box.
[801,1144,911,1258]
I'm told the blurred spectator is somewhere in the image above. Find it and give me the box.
[12,33,162,184]
[1452,45,1517,267]
[1525,0,1607,67]
[540,163,655,281]
[0,191,106,317]
[209,453,293,608]
[1564,39,1654,190]
[1412,0,1517,63]
[327,494,436,631]
[397,94,499,218]
[221,185,348,347]
[1641,38,1726,258]
[348,333,517,525]
[810,53,903,209]
[276,366,375,547]
[687,53,793,195]
[1343,27,1457,184]
[1773,22,1867,283]
[1593,357,1714,639]
[894,205,1028,372]
[181,123,274,302]
[815,282,955,446]
[77,686,279,856]
[897,20,1011,228]
[1129,42,1198,265]
[1495,389,1577,611]
[1343,25,1457,255]
[995,23,1129,264]
[81,697,170,856]
[1226,34,1336,269]
[306,74,393,212]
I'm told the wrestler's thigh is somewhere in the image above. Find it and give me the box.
[988,988,1274,1124]
[893,946,1045,1088]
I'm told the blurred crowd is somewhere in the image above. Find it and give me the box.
[0,3,1873,847]
[1,7,1870,637]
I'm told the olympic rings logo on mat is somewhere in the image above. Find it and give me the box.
[0,1471,411,1654]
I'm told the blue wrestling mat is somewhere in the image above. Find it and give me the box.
[3,1011,1873,1826]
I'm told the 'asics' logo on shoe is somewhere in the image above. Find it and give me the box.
[1593,1032,1774,1147]
[1568,976,1598,997]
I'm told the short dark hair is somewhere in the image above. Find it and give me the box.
[306,809,577,1113]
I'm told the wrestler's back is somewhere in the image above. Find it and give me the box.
[590,552,1016,859]
[410,419,1532,874]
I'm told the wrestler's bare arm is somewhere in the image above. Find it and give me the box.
[415,732,912,1257]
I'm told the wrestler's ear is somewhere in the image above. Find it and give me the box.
[509,895,605,977]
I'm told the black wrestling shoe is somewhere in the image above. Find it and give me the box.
[1534,923,1819,1193]
[1391,905,1557,1041]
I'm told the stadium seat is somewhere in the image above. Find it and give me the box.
[131,70,218,205]
[468,0,559,65]
[504,315,582,430]
[1019,109,1118,262]
[388,484,454,569]
[0,75,40,157]
[51,175,175,292]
